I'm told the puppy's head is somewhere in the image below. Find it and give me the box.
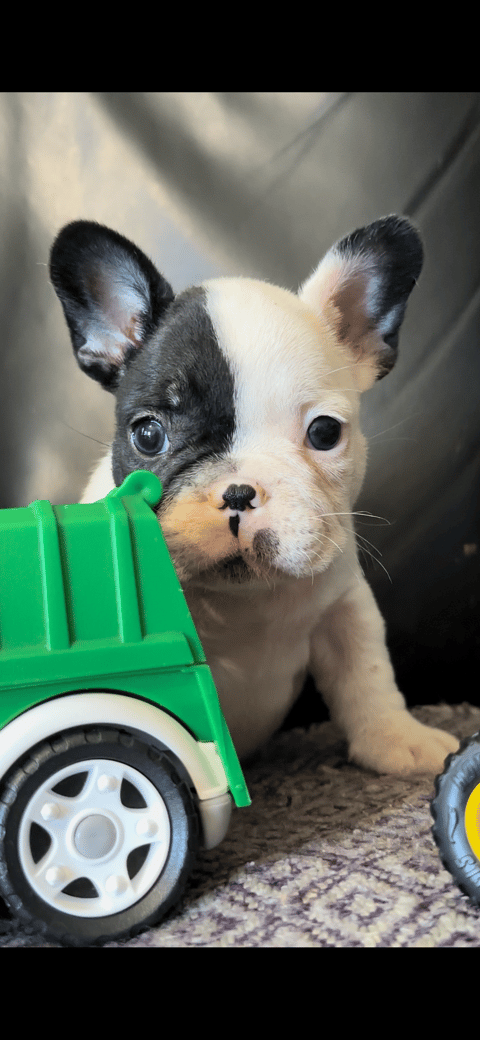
[50,216,422,588]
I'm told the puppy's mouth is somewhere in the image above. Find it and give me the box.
[195,530,281,585]
[163,521,283,587]
[203,554,254,584]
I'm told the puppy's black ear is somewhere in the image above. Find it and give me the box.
[299,215,423,391]
[50,221,175,391]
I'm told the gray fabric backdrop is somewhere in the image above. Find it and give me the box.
[1,92,478,716]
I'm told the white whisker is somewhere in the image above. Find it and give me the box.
[355,532,384,558]
[355,534,392,584]
[303,509,392,526]
[318,534,344,555]
[366,414,420,441]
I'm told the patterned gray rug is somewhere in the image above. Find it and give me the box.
[2,702,480,947]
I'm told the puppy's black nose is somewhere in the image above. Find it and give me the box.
[222,484,256,511]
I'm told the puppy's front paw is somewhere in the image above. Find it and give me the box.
[348,713,459,775]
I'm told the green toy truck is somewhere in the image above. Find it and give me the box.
[0,470,250,945]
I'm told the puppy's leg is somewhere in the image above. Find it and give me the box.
[310,578,459,774]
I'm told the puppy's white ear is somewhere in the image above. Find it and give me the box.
[50,222,174,391]
[299,215,423,390]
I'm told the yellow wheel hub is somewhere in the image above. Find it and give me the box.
[465,782,480,860]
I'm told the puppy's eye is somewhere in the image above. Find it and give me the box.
[307,416,342,451]
[131,418,169,456]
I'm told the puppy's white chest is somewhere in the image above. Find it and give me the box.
[184,574,340,759]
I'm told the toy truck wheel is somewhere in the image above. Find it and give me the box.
[0,727,199,945]
[431,732,480,905]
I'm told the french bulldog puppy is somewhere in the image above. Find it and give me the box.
[50,216,459,771]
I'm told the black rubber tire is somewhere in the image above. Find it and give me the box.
[0,727,199,945]
[431,731,480,905]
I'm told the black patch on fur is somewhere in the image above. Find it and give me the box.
[50,221,175,391]
[229,515,240,538]
[252,529,280,562]
[111,286,236,496]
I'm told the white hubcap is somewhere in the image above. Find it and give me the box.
[18,758,171,917]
